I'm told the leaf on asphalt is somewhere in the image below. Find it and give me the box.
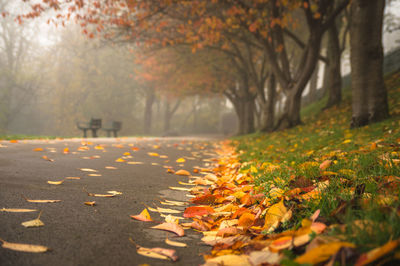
[166,168,175,174]
[0,208,37,213]
[115,158,125,162]
[127,161,144,165]
[204,254,251,266]
[248,250,282,265]
[94,145,104,150]
[183,206,215,218]
[84,201,96,206]
[47,180,64,185]
[160,213,185,221]
[86,192,115,197]
[165,237,187,247]
[169,186,191,191]
[65,177,81,180]
[88,174,102,177]
[63,147,69,154]
[107,191,122,195]
[79,168,98,172]
[156,207,182,214]
[130,208,153,222]
[0,238,49,253]
[130,238,178,261]
[151,222,185,236]
[295,242,355,264]
[21,211,44,228]
[105,166,117,170]
[355,239,399,266]
[22,195,61,203]
[178,181,195,186]
[147,152,159,157]
[33,148,44,152]
[176,157,186,163]
[160,155,168,159]
[175,169,191,176]
[161,200,187,206]
[42,155,54,162]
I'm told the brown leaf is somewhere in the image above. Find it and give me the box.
[151,222,185,236]
[183,206,215,218]
[130,238,178,261]
[21,211,44,228]
[84,201,96,206]
[22,195,61,203]
[0,238,49,253]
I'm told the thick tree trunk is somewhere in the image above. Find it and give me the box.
[232,97,255,135]
[143,88,155,134]
[261,74,276,132]
[324,21,342,109]
[350,0,389,127]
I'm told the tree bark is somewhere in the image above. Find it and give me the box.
[350,0,389,127]
[163,99,181,132]
[309,62,319,103]
[324,21,342,109]
[143,87,155,134]
[261,74,276,132]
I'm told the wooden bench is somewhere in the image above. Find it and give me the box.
[76,118,102,138]
[103,121,122,137]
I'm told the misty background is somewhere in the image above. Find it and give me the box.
[0,0,399,137]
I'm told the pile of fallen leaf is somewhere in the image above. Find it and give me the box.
[146,139,399,266]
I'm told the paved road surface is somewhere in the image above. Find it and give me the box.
[0,137,219,266]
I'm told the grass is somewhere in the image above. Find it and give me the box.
[234,70,400,263]
[0,134,57,140]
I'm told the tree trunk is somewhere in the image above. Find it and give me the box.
[163,101,171,132]
[350,0,389,127]
[324,21,342,109]
[261,74,276,132]
[143,88,155,134]
[309,63,319,103]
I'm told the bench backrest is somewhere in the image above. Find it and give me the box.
[90,118,102,129]
[113,121,122,130]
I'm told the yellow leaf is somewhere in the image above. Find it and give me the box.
[105,166,117,170]
[263,199,288,233]
[165,237,187,247]
[176,157,186,163]
[0,238,49,253]
[295,242,355,264]
[355,239,399,266]
[342,139,352,144]
[84,201,96,206]
[88,174,102,177]
[0,208,37,213]
[148,152,159,157]
[123,152,130,156]
[94,145,104,150]
[79,168,98,172]
[130,208,153,221]
[63,147,69,154]
[319,160,332,170]
[169,186,191,191]
[47,180,65,185]
[33,148,43,152]
[65,176,81,180]
[115,158,125,162]
[127,161,144,165]
[205,254,251,266]
[22,196,61,203]
[21,211,44,228]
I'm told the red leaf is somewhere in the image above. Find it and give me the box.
[183,206,215,218]
[191,194,219,205]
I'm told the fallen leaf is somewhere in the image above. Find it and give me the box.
[238,212,255,228]
[165,237,187,247]
[84,201,96,206]
[63,147,69,154]
[319,160,332,170]
[183,206,215,218]
[42,155,54,162]
[65,177,81,180]
[248,250,282,265]
[156,207,182,214]
[105,166,117,170]
[355,239,399,266]
[9,140,18,143]
[127,161,144,165]
[295,242,355,264]
[47,180,64,185]
[79,168,98,172]
[0,238,49,253]
[115,158,125,162]
[0,208,37,213]
[22,195,61,203]
[151,222,185,236]
[163,200,187,206]
[21,211,44,228]
[175,169,191,176]
[107,191,122,195]
[263,199,288,233]
[94,145,104,150]
[33,148,44,152]
[130,208,153,222]
[169,186,191,191]
[204,254,251,266]
[178,181,195,186]
[148,152,159,157]
[176,158,186,163]
[130,238,178,261]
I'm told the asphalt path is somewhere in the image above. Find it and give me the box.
[0,137,220,266]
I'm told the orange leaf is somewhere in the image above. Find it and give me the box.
[191,194,219,205]
[355,239,399,266]
[151,222,185,236]
[33,148,43,152]
[238,212,255,228]
[183,206,215,218]
[295,242,355,264]
[130,208,153,222]
[319,160,332,170]
[175,169,191,176]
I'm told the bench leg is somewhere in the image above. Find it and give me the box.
[92,129,98,138]
[83,129,87,138]
[113,130,118,138]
